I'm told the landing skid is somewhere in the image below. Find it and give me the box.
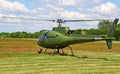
[38,48,64,55]
[38,46,74,56]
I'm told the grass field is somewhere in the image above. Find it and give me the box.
[0,38,120,74]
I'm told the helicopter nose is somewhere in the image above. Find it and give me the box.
[37,35,43,45]
[37,41,41,45]
[37,37,42,45]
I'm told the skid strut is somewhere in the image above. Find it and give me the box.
[68,46,74,56]
[38,49,43,54]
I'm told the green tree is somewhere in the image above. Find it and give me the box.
[114,23,120,40]
[97,20,114,36]
[73,29,82,34]
[0,32,9,38]
[9,31,29,38]
[98,20,113,29]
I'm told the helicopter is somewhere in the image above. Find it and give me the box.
[37,19,119,55]
[1,16,119,55]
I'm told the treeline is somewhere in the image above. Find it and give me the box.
[0,20,120,40]
[0,30,46,38]
[0,28,120,40]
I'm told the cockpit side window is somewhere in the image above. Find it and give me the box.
[44,33,48,39]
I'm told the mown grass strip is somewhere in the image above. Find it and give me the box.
[0,38,120,74]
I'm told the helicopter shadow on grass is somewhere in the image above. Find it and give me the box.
[61,54,109,61]
[40,51,109,61]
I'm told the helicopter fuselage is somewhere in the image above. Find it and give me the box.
[37,27,114,49]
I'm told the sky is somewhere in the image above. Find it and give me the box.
[0,0,120,32]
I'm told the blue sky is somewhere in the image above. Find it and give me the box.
[0,0,120,32]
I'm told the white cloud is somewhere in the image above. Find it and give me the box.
[58,0,76,6]
[34,0,101,7]
[0,0,28,13]
[0,13,4,17]
[0,0,102,19]
[61,11,85,19]
[30,7,87,20]
[0,0,120,32]
[88,2,120,17]
[27,0,102,19]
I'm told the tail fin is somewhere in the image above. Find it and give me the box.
[106,18,119,49]
[108,18,119,36]
[106,40,112,49]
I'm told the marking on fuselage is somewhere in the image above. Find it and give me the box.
[94,37,102,40]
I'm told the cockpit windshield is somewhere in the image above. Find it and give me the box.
[38,32,48,43]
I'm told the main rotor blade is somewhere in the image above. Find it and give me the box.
[64,19,105,22]
[1,16,110,23]
[1,16,46,21]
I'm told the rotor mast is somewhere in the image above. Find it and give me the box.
[58,22,61,27]
[57,19,63,27]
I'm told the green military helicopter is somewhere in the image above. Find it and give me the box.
[1,16,119,55]
[37,19,119,55]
